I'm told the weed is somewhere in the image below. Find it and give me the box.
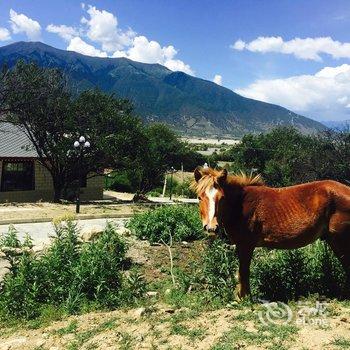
[52,320,78,336]
[68,318,117,349]
[331,336,350,348]
[127,205,203,243]
[0,222,145,320]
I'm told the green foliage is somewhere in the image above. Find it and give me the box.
[131,123,205,193]
[216,127,350,187]
[127,205,203,243]
[177,239,345,303]
[178,240,238,303]
[251,249,310,301]
[1,61,144,202]
[251,242,345,301]
[0,222,145,320]
[105,171,134,193]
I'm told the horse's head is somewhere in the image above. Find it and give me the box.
[193,167,227,236]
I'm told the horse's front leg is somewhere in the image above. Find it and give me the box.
[236,244,254,300]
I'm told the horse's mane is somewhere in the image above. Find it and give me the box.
[191,168,264,194]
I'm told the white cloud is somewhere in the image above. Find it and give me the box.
[0,27,11,41]
[231,36,350,61]
[164,59,193,74]
[81,5,135,52]
[9,9,41,40]
[67,37,107,57]
[232,39,245,51]
[43,5,193,74]
[113,35,194,75]
[235,64,350,120]
[213,74,222,85]
[46,24,78,41]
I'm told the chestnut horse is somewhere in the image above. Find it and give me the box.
[192,167,350,299]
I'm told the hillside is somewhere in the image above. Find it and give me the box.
[0,41,326,137]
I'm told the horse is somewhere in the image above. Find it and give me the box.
[192,167,350,299]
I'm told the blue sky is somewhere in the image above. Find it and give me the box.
[1,0,350,121]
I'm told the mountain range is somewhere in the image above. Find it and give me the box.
[322,120,350,131]
[0,41,326,137]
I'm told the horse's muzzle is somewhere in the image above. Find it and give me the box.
[203,224,219,234]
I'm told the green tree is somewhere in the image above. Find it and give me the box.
[218,126,350,187]
[1,62,144,201]
[130,123,205,193]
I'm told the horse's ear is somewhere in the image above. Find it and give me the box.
[217,169,228,186]
[194,167,203,182]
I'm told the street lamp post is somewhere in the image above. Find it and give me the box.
[73,135,90,214]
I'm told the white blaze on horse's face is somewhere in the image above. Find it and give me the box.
[206,186,218,223]
[200,185,221,233]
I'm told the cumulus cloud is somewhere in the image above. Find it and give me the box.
[42,5,193,74]
[213,74,222,85]
[46,24,79,41]
[231,36,350,61]
[67,37,107,57]
[0,27,11,41]
[235,64,350,120]
[113,35,194,75]
[81,5,135,52]
[9,9,41,40]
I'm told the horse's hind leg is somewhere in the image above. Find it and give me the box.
[327,211,350,297]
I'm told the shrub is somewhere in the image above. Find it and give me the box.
[177,240,238,303]
[177,239,345,303]
[305,240,345,297]
[251,242,345,301]
[105,171,134,193]
[0,221,145,320]
[128,205,203,243]
[251,248,310,301]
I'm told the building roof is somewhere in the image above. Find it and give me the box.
[0,123,39,158]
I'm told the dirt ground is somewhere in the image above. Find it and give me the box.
[1,234,350,349]
[0,190,156,224]
[0,201,144,223]
[0,191,197,224]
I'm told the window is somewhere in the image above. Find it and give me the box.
[1,161,35,192]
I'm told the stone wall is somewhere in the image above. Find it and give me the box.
[0,159,104,202]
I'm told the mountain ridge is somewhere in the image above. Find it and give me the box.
[0,41,326,137]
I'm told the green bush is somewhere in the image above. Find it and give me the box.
[0,222,145,320]
[251,248,310,301]
[105,171,134,193]
[177,239,345,303]
[128,205,203,243]
[251,242,345,301]
[177,240,238,303]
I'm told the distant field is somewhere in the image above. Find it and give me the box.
[181,137,240,145]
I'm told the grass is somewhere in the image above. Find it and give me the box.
[211,323,298,350]
[170,323,206,341]
[118,332,135,350]
[52,320,78,336]
[67,318,117,350]
[331,336,350,348]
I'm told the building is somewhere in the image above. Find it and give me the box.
[0,123,104,202]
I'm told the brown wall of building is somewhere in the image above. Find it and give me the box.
[0,160,104,202]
